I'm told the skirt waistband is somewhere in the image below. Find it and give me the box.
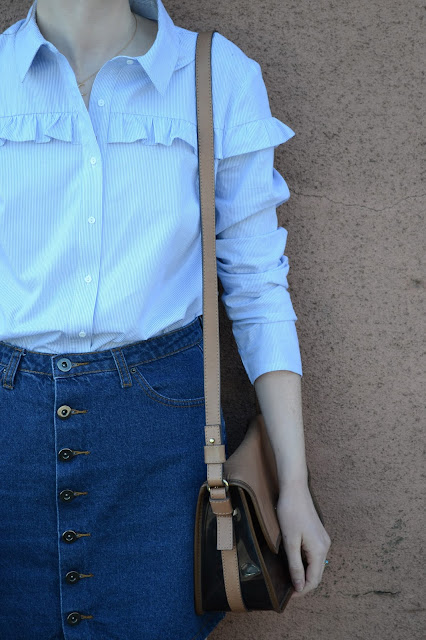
[0,316,203,389]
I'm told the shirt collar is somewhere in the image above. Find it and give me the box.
[15,0,181,96]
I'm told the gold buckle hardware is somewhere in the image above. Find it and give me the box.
[206,478,229,493]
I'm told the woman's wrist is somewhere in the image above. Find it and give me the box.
[254,370,309,492]
[277,464,309,491]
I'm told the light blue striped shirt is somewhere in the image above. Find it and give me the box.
[0,0,302,385]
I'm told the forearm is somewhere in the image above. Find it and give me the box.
[254,370,308,490]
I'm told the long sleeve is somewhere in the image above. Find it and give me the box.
[215,59,303,385]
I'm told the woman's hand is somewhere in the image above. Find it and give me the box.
[253,369,331,595]
[277,483,331,597]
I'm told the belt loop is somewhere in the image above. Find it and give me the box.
[110,348,133,389]
[198,315,203,329]
[2,347,25,390]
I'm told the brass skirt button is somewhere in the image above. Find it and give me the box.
[57,405,72,419]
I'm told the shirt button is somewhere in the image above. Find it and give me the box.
[88,217,96,224]
[127,59,134,64]
[90,157,97,165]
[85,275,92,283]
[79,331,86,338]
[97,99,105,107]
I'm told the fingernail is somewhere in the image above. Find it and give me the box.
[295,581,304,591]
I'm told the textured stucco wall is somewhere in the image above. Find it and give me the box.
[2,1,424,639]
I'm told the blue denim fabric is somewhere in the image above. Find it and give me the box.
[0,315,227,639]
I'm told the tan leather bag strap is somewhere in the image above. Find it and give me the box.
[195,30,247,612]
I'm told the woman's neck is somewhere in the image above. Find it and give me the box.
[35,0,137,77]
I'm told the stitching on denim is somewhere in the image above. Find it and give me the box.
[3,349,18,383]
[111,348,132,388]
[111,349,125,386]
[133,369,205,407]
[0,337,203,376]
[131,338,203,368]
[116,349,132,387]
[2,349,22,388]
[2,354,14,383]
[56,368,115,377]
[0,367,53,376]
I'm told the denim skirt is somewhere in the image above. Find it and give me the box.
[0,315,227,640]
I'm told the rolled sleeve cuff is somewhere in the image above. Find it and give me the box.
[231,319,303,385]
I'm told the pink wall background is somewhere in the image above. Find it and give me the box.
[2,1,424,638]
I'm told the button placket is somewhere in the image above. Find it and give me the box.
[55,372,94,625]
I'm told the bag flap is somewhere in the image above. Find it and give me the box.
[223,413,281,554]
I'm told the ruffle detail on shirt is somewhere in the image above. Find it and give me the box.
[0,112,82,147]
[106,113,200,154]
[217,116,295,159]
[105,113,295,159]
